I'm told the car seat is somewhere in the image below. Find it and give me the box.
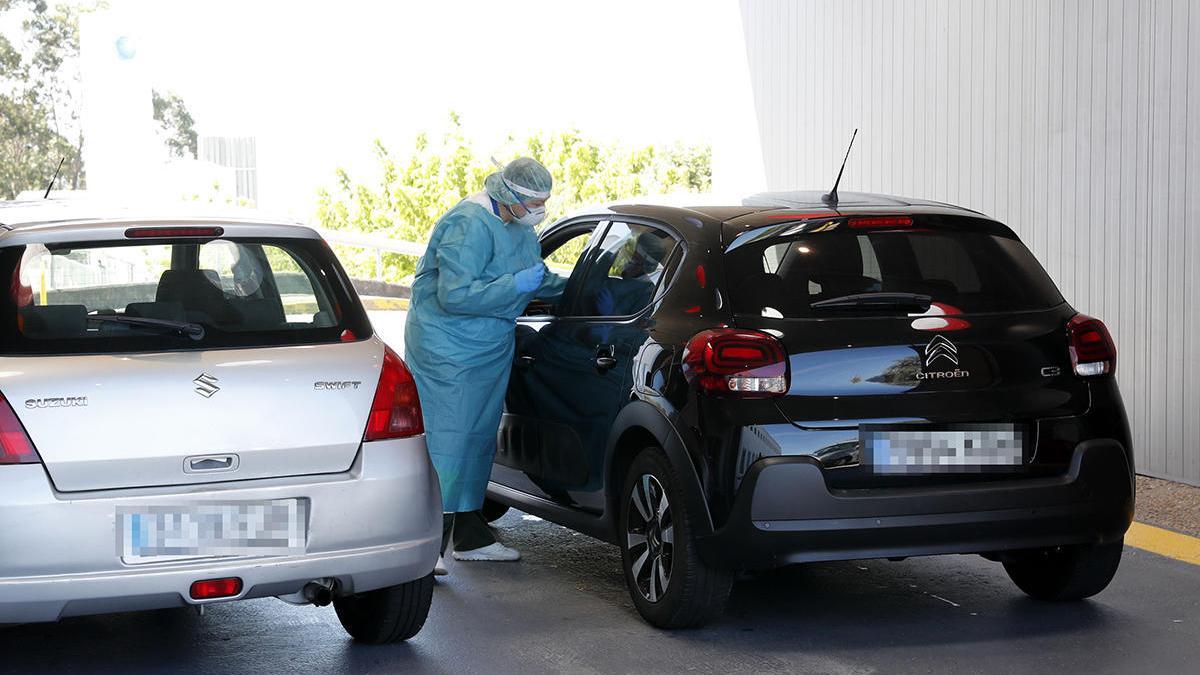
[229,295,287,329]
[18,305,87,339]
[785,236,880,301]
[734,272,796,317]
[156,269,236,325]
[124,301,188,322]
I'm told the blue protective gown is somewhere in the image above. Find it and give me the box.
[404,193,565,513]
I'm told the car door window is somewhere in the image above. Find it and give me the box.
[572,222,677,319]
[533,221,608,316]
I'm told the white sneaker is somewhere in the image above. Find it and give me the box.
[433,555,449,576]
[451,542,521,562]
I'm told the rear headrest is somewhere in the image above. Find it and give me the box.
[156,269,223,300]
[808,273,881,298]
[19,305,87,339]
[125,301,187,323]
[229,297,286,328]
[156,269,234,323]
[734,273,790,314]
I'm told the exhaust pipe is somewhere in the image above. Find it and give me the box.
[302,579,336,607]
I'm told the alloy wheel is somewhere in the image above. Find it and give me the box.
[626,473,674,603]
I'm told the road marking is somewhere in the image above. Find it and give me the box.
[1127,522,1200,566]
[927,593,961,607]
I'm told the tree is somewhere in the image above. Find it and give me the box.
[316,112,712,283]
[869,357,921,385]
[152,89,198,159]
[0,0,93,198]
[0,92,77,198]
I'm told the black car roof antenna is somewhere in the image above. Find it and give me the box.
[821,129,858,209]
[43,157,66,199]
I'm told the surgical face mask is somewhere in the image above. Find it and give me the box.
[513,202,546,228]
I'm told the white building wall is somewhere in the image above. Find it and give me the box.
[200,136,259,204]
[739,0,1200,485]
[79,12,158,197]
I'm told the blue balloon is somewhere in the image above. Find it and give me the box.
[115,36,137,60]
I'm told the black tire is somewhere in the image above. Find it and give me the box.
[481,498,511,524]
[333,574,434,644]
[618,447,734,628]
[1002,540,1124,601]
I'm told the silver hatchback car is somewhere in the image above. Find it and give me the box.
[0,203,441,644]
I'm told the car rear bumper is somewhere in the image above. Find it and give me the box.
[0,438,441,624]
[696,439,1134,570]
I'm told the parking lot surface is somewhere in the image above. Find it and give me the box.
[3,509,1198,675]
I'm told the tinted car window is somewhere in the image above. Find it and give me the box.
[571,222,677,318]
[1,236,370,354]
[726,226,1063,318]
[537,223,605,316]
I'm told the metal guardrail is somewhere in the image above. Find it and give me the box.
[312,227,426,282]
[313,227,427,257]
[312,225,573,282]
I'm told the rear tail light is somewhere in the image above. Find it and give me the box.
[364,345,424,440]
[682,329,789,397]
[125,226,225,239]
[848,216,913,229]
[765,212,840,221]
[1067,314,1116,377]
[0,393,41,465]
[190,577,243,600]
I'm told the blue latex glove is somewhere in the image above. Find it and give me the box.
[595,286,616,315]
[513,263,546,294]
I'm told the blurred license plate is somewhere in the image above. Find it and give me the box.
[861,424,1024,474]
[118,499,307,564]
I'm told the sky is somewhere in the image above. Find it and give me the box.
[88,0,757,219]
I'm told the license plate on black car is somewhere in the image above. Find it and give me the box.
[860,424,1025,474]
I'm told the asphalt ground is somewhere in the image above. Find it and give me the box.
[3,509,1198,675]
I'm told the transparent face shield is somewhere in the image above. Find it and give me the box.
[231,252,266,297]
[207,240,266,298]
[491,157,549,224]
[619,238,667,280]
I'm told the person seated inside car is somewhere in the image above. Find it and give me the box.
[588,232,671,334]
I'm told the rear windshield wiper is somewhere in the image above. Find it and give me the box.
[86,314,206,340]
[810,292,933,312]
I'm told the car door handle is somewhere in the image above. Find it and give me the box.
[184,454,240,474]
[594,356,617,373]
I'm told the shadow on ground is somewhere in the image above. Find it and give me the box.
[3,510,1194,675]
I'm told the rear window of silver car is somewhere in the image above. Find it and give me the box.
[0,237,372,354]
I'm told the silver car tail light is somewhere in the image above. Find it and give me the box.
[363,345,424,441]
[0,392,42,464]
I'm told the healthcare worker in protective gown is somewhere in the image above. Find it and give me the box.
[404,157,565,573]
